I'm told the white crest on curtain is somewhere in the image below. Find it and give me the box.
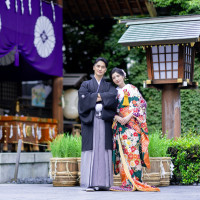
[28,0,32,15]
[17,124,21,136]
[51,1,56,22]
[23,123,26,137]
[34,16,56,58]
[37,127,42,140]
[49,127,52,139]
[15,0,18,12]
[5,0,11,9]
[40,0,43,16]
[32,125,35,137]
[9,125,13,138]
[0,126,2,140]
[20,0,24,14]
[0,15,1,32]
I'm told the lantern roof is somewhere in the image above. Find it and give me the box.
[118,15,200,47]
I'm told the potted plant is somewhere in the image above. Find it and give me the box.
[142,131,172,187]
[49,134,81,187]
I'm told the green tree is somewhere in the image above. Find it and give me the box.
[150,0,200,15]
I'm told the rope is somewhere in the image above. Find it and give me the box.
[22,141,48,147]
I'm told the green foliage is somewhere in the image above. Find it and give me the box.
[99,22,129,74]
[148,130,171,157]
[168,131,200,184]
[63,20,114,74]
[181,60,200,133]
[150,0,200,15]
[50,134,82,158]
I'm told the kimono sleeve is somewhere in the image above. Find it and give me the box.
[78,81,98,124]
[131,87,147,125]
[100,83,118,110]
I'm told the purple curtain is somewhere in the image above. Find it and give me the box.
[0,0,63,77]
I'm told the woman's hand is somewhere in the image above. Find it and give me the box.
[115,115,123,124]
[120,114,132,125]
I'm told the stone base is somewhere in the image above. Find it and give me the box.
[0,152,52,183]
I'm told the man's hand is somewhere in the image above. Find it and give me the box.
[96,93,102,102]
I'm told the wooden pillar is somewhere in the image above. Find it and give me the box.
[162,85,181,139]
[53,77,63,133]
[57,0,63,7]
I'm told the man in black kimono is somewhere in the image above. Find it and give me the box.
[78,57,118,191]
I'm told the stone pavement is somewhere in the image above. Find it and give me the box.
[0,184,200,200]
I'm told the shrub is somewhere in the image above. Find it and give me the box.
[168,131,200,185]
[50,133,82,158]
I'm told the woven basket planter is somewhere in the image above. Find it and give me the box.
[50,157,78,187]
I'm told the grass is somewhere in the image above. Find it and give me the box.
[148,130,171,157]
[50,133,82,158]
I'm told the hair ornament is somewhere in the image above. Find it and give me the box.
[121,69,126,77]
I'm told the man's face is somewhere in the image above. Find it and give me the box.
[93,61,107,77]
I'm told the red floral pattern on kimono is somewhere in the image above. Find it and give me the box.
[112,84,155,191]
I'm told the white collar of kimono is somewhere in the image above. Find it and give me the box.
[94,77,102,85]
[117,84,129,102]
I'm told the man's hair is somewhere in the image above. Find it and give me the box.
[94,57,108,68]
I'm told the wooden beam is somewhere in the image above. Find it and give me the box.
[114,0,123,16]
[64,1,73,21]
[104,0,113,17]
[82,0,93,19]
[146,47,153,80]
[125,0,134,15]
[94,0,102,17]
[57,0,63,7]
[145,0,157,17]
[136,0,144,15]
[52,77,63,134]
[73,0,83,19]
[178,45,184,79]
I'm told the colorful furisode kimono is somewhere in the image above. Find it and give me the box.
[111,84,160,192]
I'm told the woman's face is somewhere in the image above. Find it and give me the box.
[112,72,125,87]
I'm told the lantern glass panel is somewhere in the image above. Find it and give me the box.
[166,45,171,53]
[173,45,178,52]
[173,62,178,70]
[166,54,171,61]
[160,63,165,70]
[160,72,165,79]
[152,46,158,53]
[159,54,165,62]
[153,63,159,71]
[173,71,178,78]
[153,55,158,62]
[167,71,172,79]
[159,46,165,53]
[173,53,178,61]
[166,62,172,70]
[154,72,159,79]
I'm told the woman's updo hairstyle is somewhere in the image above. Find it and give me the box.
[110,67,126,81]
[94,57,108,68]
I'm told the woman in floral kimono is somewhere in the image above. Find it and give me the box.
[110,68,160,192]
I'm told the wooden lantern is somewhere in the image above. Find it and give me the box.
[145,44,197,88]
[118,15,200,139]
